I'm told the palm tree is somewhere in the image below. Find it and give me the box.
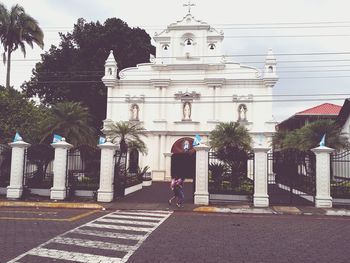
[274,120,348,152]
[0,3,44,88]
[104,121,147,173]
[209,122,252,185]
[40,102,96,146]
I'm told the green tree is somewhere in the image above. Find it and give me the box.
[0,85,47,143]
[22,17,155,130]
[104,121,147,172]
[273,120,348,151]
[209,122,252,183]
[40,101,96,146]
[0,3,44,88]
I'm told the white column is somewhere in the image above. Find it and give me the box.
[194,144,210,205]
[50,139,73,200]
[311,146,334,208]
[97,142,118,202]
[253,147,270,207]
[7,140,30,199]
[159,135,165,170]
[164,153,173,181]
[161,87,166,120]
[156,87,161,119]
[215,86,220,120]
[209,86,216,120]
[106,86,113,120]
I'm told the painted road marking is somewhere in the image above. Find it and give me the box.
[72,229,144,240]
[51,236,133,252]
[96,218,159,226]
[86,222,154,232]
[105,214,162,221]
[27,248,122,263]
[0,209,99,222]
[8,209,172,263]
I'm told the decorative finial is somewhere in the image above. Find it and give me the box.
[183,0,195,14]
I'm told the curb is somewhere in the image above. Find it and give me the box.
[193,206,275,215]
[0,201,105,210]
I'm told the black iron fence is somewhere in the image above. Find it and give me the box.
[24,144,55,189]
[269,150,316,205]
[0,144,11,187]
[67,145,101,192]
[208,151,254,195]
[114,150,137,197]
[331,149,350,199]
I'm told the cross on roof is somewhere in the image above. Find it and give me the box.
[183,0,195,14]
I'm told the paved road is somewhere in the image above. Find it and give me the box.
[1,208,350,263]
[129,212,350,263]
[0,207,107,263]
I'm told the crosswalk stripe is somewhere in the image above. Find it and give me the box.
[105,214,162,221]
[8,209,173,263]
[72,229,144,240]
[51,236,133,252]
[96,218,158,226]
[27,248,122,263]
[86,222,153,232]
[111,211,167,217]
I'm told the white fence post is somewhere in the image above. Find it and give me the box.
[97,142,118,202]
[253,147,270,207]
[7,140,30,199]
[311,146,334,208]
[50,139,73,200]
[194,144,210,205]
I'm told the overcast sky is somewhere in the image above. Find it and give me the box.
[1,0,350,121]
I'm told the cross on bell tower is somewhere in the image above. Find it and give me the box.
[183,0,195,14]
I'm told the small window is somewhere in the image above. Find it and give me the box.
[209,43,216,50]
[268,66,273,73]
[185,38,193,46]
[163,44,169,51]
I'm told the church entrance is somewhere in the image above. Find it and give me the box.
[171,137,196,202]
[171,137,196,179]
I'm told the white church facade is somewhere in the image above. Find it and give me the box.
[102,11,278,181]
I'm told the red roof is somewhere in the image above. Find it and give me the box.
[296,103,342,116]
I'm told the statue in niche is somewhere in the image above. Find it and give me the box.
[108,68,112,75]
[238,104,247,121]
[131,104,139,120]
[183,102,191,120]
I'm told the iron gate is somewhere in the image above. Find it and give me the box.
[268,150,315,205]
[114,150,128,197]
[331,149,350,199]
[0,144,11,187]
[208,150,254,197]
[67,145,101,197]
[24,144,54,189]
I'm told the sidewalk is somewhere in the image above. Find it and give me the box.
[1,182,350,217]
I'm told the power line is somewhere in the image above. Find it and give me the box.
[106,97,347,104]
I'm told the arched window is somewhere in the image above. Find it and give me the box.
[268,66,273,73]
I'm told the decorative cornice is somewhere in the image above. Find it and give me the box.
[174,91,200,101]
[150,79,171,87]
[204,78,225,87]
[125,95,145,103]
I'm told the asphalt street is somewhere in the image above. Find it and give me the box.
[1,207,349,263]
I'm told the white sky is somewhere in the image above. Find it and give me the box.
[1,0,350,121]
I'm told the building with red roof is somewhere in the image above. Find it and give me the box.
[277,103,342,131]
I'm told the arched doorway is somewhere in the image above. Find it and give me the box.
[171,137,196,202]
[171,137,196,179]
